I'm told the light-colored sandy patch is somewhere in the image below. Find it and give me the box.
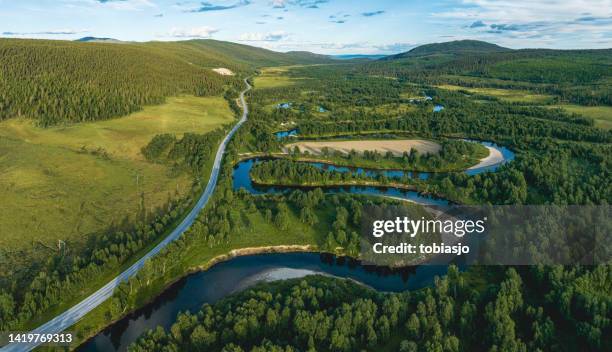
[283,139,441,156]
[212,68,234,76]
[468,146,503,170]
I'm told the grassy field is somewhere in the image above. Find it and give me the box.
[343,103,417,116]
[0,96,235,272]
[551,104,612,129]
[438,84,553,103]
[254,66,305,89]
[0,96,233,161]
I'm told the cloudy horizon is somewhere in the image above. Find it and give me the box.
[0,0,610,54]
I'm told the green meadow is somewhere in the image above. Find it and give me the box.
[254,66,307,89]
[437,84,553,103]
[0,96,233,161]
[552,104,612,130]
[0,95,235,271]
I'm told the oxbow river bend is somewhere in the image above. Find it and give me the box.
[80,137,514,351]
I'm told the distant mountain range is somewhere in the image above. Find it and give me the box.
[331,41,512,61]
[383,40,511,60]
[72,38,516,62]
[332,54,387,60]
[76,36,123,43]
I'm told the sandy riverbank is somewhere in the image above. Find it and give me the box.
[468,145,504,170]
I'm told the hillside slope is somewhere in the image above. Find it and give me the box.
[384,39,511,59]
[0,39,331,126]
[369,40,611,105]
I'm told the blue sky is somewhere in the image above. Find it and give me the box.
[0,0,610,54]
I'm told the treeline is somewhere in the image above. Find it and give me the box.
[268,65,410,111]
[0,39,229,126]
[248,67,610,206]
[361,48,612,105]
[129,264,611,351]
[102,184,375,326]
[251,159,387,186]
[234,120,282,153]
[440,139,611,205]
[142,128,228,175]
[298,93,610,144]
[0,196,192,331]
[0,129,226,331]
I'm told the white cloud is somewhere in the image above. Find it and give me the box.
[65,0,156,11]
[270,0,288,8]
[436,0,611,23]
[432,0,612,48]
[2,28,88,36]
[252,40,413,55]
[168,26,219,38]
[374,42,416,53]
[240,31,289,41]
[268,0,328,9]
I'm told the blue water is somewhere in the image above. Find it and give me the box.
[80,136,514,352]
[275,129,298,140]
[80,253,452,352]
[233,158,448,205]
[312,162,432,180]
[433,105,445,112]
[234,139,514,205]
[464,140,515,175]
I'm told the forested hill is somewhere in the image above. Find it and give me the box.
[0,38,331,126]
[366,40,612,105]
[165,40,335,67]
[384,39,511,59]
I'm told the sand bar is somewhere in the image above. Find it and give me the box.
[283,139,441,156]
[468,145,504,169]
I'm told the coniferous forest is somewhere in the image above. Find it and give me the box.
[125,42,610,351]
[0,37,609,352]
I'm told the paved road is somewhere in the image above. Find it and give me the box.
[1,79,252,352]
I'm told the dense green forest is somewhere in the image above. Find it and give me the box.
[384,39,511,59]
[130,265,610,351]
[1,39,609,350]
[109,42,611,351]
[245,62,611,205]
[365,40,612,106]
[0,39,331,126]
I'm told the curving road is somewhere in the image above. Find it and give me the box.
[0,78,252,352]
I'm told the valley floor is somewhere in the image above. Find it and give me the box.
[0,95,234,285]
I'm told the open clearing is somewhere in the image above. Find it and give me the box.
[438,84,552,103]
[255,66,306,89]
[283,139,441,156]
[0,95,234,270]
[212,68,234,76]
[551,104,612,130]
[339,103,417,117]
[0,96,234,161]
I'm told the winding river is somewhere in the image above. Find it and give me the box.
[80,134,514,352]
[80,253,459,351]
